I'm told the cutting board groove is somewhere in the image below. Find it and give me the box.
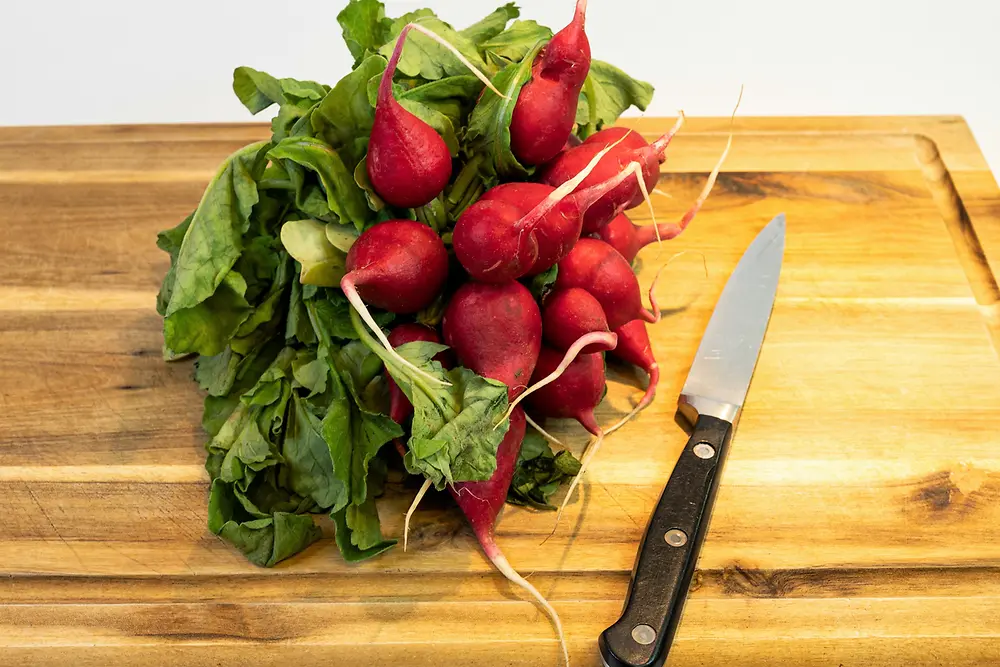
[1,116,999,666]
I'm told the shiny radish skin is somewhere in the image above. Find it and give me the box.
[610,318,660,412]
[525,346,605,436]
[449,407,569,667]
[555,237,656,330]
[540,124,677,232]
[386,323,449,425]
[441,281,542,400]
[542,288,613,355]
[452,199,540,283]
[509,0,591,166]
[594,213,644,263]
[453,136,626,282]
[368,27,452,208]
[343,220,449,314]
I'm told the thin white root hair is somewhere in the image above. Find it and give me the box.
[631,166,659,244]
[491,551,569,667]
[650,111,686,154]
[406,23,508,100]
[677,87,742,228]
[551,430,605,535]
[496,330,618,429]
[526,414,564,447]
[652,188,673,199]
[403,477,433,552]
[344,284,451,387]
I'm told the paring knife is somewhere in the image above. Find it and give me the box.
[599,213,786,667]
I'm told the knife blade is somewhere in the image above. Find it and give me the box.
[599,213,786,667]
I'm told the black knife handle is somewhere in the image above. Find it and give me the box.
[599,414,734,667]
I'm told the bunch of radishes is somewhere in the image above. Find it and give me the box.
[336,3,732,662]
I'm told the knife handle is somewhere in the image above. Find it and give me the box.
[599,414,734,667]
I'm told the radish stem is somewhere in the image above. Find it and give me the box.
[345,290,451,390]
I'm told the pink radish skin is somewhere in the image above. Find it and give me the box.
[525,347,605,436]
[540,120,682,233]
[555,237,657,330]
[452,135,628,282]
[369,24,505,208]
[368,25,452,208]
[542,288,613,355]
[343,220,448,314]
[469,143,643,279]
[441,281,542,399]
[342,220,450,386]
[509,0,591,165]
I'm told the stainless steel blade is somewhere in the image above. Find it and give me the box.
[679,213,785,425]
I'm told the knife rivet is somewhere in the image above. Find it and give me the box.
[631,624,657,645]
[693,442,716,459]
[665,529,688,547]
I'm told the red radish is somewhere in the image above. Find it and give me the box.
[452,136,627,282]
[369,23,505,208]
[441,281,542,399]
[542,288,613,354]
[542,87,741,233]
[524,346,612,534]
[525,347,606,436]
[509,0,591,165]
[553,319,660,532]
[539,117,684,232]
[449,407,569,667]
[555,237,658,330]
[341,219,450,385]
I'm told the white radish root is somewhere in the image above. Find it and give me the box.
[488,548,569,667]
[550,430,605,534]
[403,477,433,552]
[526,414,564,447]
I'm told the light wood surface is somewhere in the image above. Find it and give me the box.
[1,116,999,666]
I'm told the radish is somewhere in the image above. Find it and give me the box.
[509,0,591,165]
[452,135,629,282]
[369,23,506,208]
[525,347,606,437]
[440,286,568,664]
[551,319,660,533]
[341,219,449,385]
[441,281,542,399]
[539,116,684,233]
[555,237,659,330]
[449,407,569,667]
[524,346,611,534]
[542,288,613,355]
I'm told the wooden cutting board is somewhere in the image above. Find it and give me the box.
[1,116,999,666]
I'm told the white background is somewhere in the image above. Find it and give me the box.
[3,0,999,173]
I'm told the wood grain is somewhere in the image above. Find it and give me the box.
[1,116,999,666]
